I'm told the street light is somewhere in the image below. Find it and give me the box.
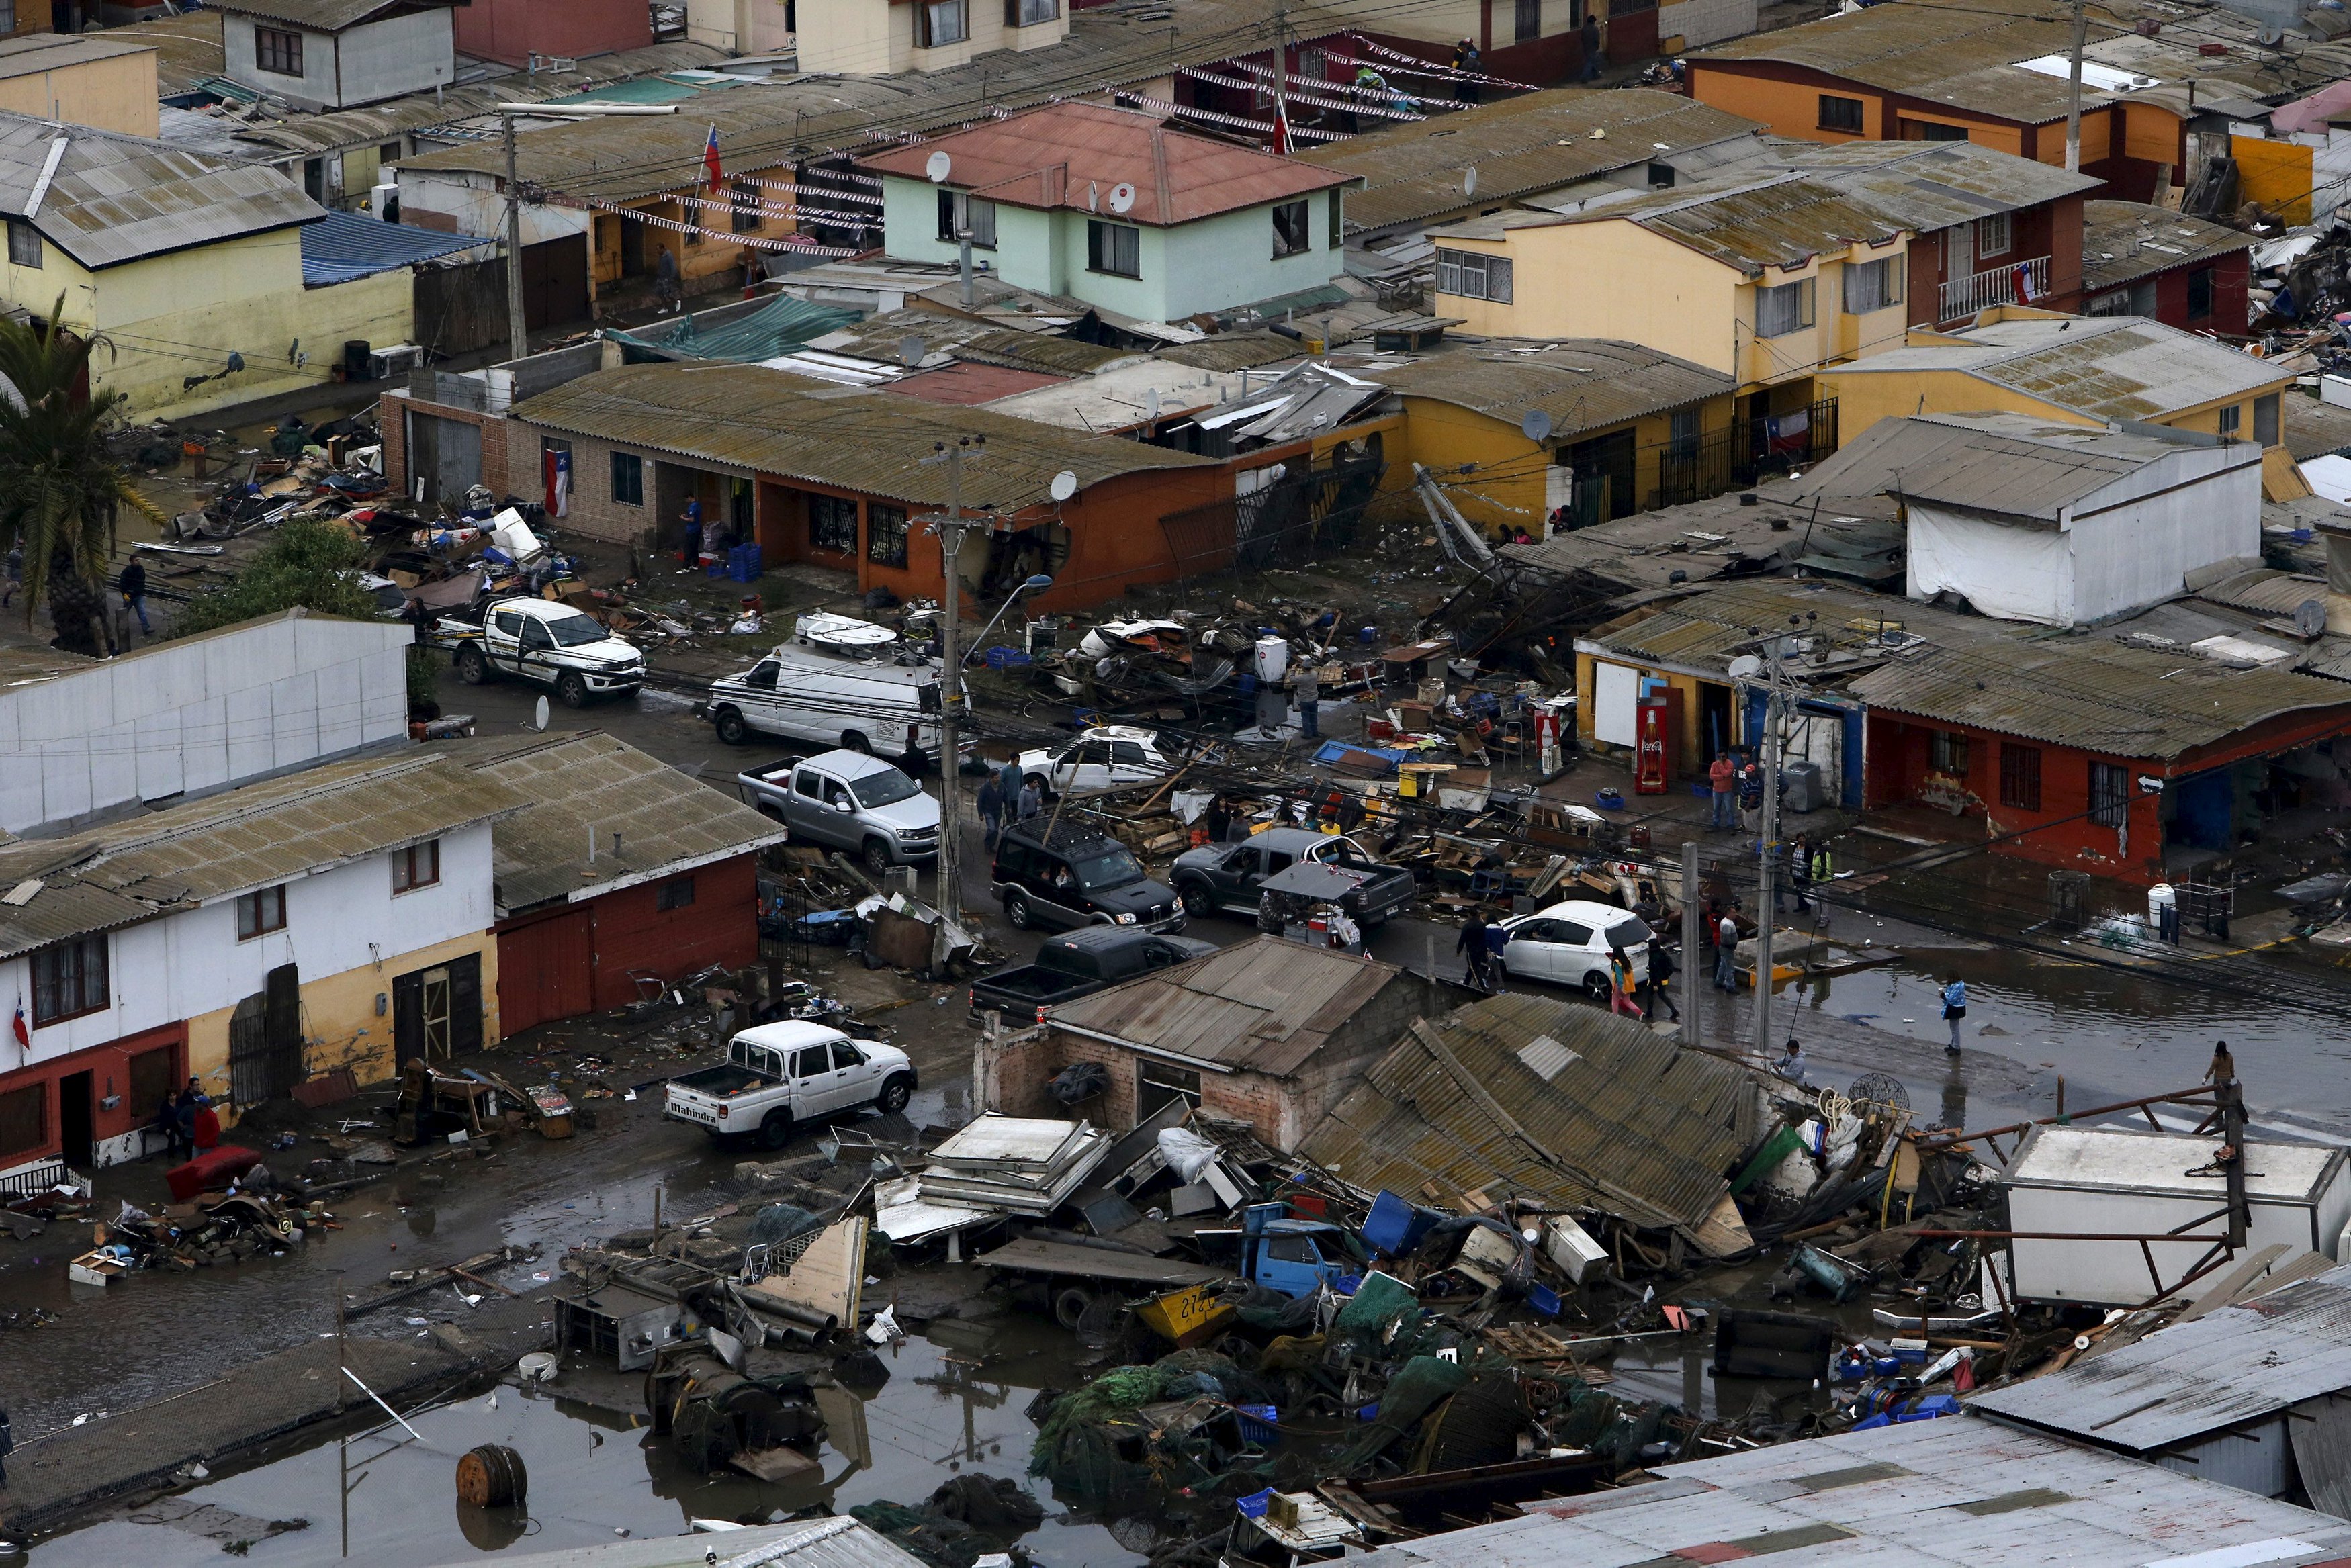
[963,573,1054,667]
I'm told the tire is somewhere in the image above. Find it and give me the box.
[1053,1286,1095,1330]
[713,708,752,746]
[1581,969,1611,1002]
[757,1109,793,1151]
[874,1074,913,1115]
[1178,881,1215,919]
[556,672,590,709]
[862,837,894,874]
[839,730,871,755]
[455,644,489,685]
[1006,891,1036,931]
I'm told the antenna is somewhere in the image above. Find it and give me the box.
[1520,408,1553,444]
[924,150,952,183]
[1087,181,1100,212]
[899,334,928,367]
[1108,181,1137,214]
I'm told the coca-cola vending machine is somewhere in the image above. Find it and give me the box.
[1634,690,1681,794]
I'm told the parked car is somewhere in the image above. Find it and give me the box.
[664,1021,916,1150]
[736,749,940,871]
[968,926,1216,1023]
[1495,899,1653,999]
[1169,827,1416,925]
[989,818,1185,933]
[704,612,944,769]
[1016,725,1171,795]
[435,595,644,706]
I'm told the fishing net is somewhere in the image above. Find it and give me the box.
[1331,1354,1469,1471]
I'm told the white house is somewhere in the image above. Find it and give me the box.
[0,610,414,837]
[0,751,525,1179]
[1800,412,2265,627]
[212,0,462,111]
[858,103,1357,323]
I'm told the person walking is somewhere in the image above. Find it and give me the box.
[118,556,148,636]
[1578,12,1605,80]
[1708,751,1736,831]
[1016,775,1043,822]
[1607,946,1641,1018]
[679,498,704,569]
[976,772,1004,852]
[1646,938,1681,1023]
[655,244,682,314]
[1458,909,1493,990]
[1451,38,1481,102]
[1716,909,1740,991]
[1940,973,1967,1056]
[1290,659,1321,740]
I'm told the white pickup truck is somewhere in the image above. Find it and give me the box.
[435,595,646,708]
[664,1021,916,1150]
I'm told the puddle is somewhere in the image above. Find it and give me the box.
[28,1320,1144,1568]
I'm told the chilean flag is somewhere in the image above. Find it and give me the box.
[2012,261,2039,304]
[703,124,724,195]
[544,445,570,519]
[11,1003,25,1049]
[1272,98,1294,156]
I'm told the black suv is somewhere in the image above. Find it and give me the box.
[991,819,1186,934]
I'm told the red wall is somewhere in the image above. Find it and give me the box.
[455,0,650,68]
[494,855,762,1033]
[0,1024,184,1170]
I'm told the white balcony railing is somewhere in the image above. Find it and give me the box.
[1939,255,2051,322]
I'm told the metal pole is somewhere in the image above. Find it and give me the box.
[502,111,528,363]
[959,230,974,307]
[936,439,973,931]
[2219,1068,2248,1251]
[2064,0,2087,175]
[334,1275,347,1415]
[1750,649,1781,1055]
[1680,838,1701,1050]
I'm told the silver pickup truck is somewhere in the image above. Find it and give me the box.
[664,1021,916,1150]
[735,749,941,872]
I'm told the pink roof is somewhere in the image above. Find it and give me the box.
[858,102,1351,228]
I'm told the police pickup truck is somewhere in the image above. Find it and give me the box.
[436,596,645,708]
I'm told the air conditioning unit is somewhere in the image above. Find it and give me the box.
[368,343,423,379]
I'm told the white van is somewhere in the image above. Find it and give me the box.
[704,612,944,769]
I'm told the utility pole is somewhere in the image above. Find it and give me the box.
[1750,643,1781,1057]
[2064,0,2088,174]
[928,436,987,932]
[502,110,528,363]
[1680,838,1701,1050]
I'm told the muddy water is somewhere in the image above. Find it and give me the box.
[26,1318,1143,1568]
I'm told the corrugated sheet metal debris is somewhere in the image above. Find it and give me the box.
[1047,936,1406,1078]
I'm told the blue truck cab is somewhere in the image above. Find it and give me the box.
[1241,1202,1359,1299]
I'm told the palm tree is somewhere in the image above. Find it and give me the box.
[0,302,156,654]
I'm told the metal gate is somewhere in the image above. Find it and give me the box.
[228,963,304,1105]
[394,953,483,1063]
[499,908,594,1035]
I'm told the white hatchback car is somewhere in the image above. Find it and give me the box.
[1497,899,1654,1000]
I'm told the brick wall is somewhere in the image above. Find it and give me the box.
[380,389,512,509]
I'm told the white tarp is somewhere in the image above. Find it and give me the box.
[1908,505,2070,625]
[1593,661,1639,748]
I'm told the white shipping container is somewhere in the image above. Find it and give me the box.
[2002,1125,2351,1307]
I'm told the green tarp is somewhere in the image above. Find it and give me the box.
[609,293,860,364]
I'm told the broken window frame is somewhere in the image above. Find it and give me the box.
[1930,729,1969,779]
[1136,1056,1202,1119]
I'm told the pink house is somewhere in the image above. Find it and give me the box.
[455,0,650,66]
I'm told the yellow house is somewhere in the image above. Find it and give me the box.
[0,34,162,137]
[1818,307,2295,475]
[1374,338,1736,534]
[1427,169,1915,474]
[0,112,416,420]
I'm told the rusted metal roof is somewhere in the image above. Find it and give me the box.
[858,102,1351,227]
[2080,200,2252,295]
[1830,314,2289,425]
[1766,139,2098,228]
[890,361,1065,407]
[443,731,787,913]
[1579,579,2016,678]
[1976,1262,2351,1450]
[1375,338,1728,437]
[1294,87,1763,238]
[0,753,526,961]
[1297,991,1764,1241]
[1849,631,2351,758]
[208,0,455,29]
[508,361,1214,509]
[1046,936,1413,1079]
[0,114,321,271]
[1158,332,1309,373]
[107,10,226,98]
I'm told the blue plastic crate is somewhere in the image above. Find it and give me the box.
[1234,1405,1279,1443]
[1528,1283,1561,1318]
[1236,1489,1274,1518]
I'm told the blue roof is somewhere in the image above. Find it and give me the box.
[300,211,490,286]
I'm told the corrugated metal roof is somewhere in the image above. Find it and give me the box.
[2082,200,2252,295]
[0,113,321,271]
[300,208,488,283]
[1500,477,1902,594]
[210,0,455,30]
[0,34,159,79]
[442,731,786,914]
[1158,332,1308,372]
[1549,169,1907,275]
[890,361,1066,406]
[858,103,1351,227]
[1765,138,2100,229]
[1353,1415,2351,1568]
[1293,87,1763,237]
[1579,579,2016,678]
[1849,630,2351,757]
[1830,314,2289,425]
[1976,1262,2351,1450]
[1798,412,2233,523]
[1296,991,1762,1239]
[508,362,1214,509]
[0,752,525,961]
[423,1513,931,1568]
[1376,338,1728,437]
[610,292,862,364]
[1047,935,1413,1078]
[107,10,226,98]
[2194,567,2330,618]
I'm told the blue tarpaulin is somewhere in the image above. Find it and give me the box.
[607,293,862,363]
[300,212,490,286]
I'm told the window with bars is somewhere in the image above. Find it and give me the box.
[868,503,909,568]
[2089,761,2129,828]
[7,220,38,269]
[810,493,858,554]
[32,935,107,1025]
[1999,743,2041,811]
[1434,248,1513,302]
[255,25,303,75]
[1515,0,1540,41]
[657,876,697,911]
[1931,730,1970,778]
[1755,277,1814,338]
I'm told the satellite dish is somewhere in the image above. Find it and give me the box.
[1086,180,1100,212]
[924,150,952,183]
[899,334,928,368]
[531,694,549,732]
[2297,598,2329,638]
[1727,654,1763,680]
[1464,165,1478,197]
[1049,469,1078,502]
[1146,387,1161,421]
[1107,181,1137,214]
[1520,408,1553,444]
